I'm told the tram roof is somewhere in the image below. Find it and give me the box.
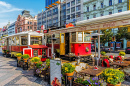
[3,31,43,38]
[76,10,130,26]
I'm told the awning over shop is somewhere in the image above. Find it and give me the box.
[29,45,48,49]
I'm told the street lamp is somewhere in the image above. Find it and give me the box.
[87,33,104,66]
[49,34,57,59]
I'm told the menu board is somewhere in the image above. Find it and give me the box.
[50,59,61,86]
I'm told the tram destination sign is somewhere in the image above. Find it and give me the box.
[49,19,130,34]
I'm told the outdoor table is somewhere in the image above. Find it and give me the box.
[124,57,130,61]
[123,61,130,65]
[111,62,129,70]
[79,66,106,77]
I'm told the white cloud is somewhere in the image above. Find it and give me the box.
[0,1,22,13]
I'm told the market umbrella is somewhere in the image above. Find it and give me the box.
[87,33,104,66]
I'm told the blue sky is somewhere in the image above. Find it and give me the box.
[0,0,45,27]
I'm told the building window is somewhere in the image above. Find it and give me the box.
[76,0,80,4]
[28,26,29,29]
[71,13,75,19]
[109,12,112,15]
[101,2,103,8]
[93,15,96,18]
[118,0,122,3]
[76,12,81,17]
[67,9,70,14]
[67,15,70,20]
[71,0,75,6]
[76,5,80,11]
[28,21,29,24]
[93,5,96,10]
[87,17,89,20]
[30,26,32,29]
[63,5,66,10]
[67,2,70,7]
[101,13,103,16]
[87,7,89,12]
[118,9,122,13]
[71,7,75,12]
[109,0,112,6]
[30,22,32,24]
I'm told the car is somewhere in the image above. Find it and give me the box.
[91,46,98,51]
[125,47,130,54]
[100,46,111,52]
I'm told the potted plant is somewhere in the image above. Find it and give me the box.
[3,50,6,54]
[61,63,75,76]
[101,51,106,56]
[102,68,125,86]
[45,59,50,67]
[16,53,22,60]
[6,50,9,54]
[31,57,40,64]
[119,51,125,59]
[22,54,30,62]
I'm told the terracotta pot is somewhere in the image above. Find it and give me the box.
[17,57,21,60]
[65,71,74,76]
[34,62,38,64]
[107,82,121,86]
[23,58,28,62]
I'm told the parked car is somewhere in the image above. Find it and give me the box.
[91,46,98,51]
[125,47,130,54]
[100,46,111,52]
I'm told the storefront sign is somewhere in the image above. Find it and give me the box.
[41,25,44,30]
[50,59,61,86]
[66,23,74,28]
[43,30,48,33]
[116,42,121,48]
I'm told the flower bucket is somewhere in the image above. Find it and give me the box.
[65,71,74,76]
[107,82,121,86]
[34,62,38,64]
[17,57,21,60]
[23,58,28,62]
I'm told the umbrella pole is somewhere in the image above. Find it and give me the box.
[97,29,101,66]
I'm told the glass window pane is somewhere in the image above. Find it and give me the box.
[72,32,76,42]
[84,32,91,42]
[54,34,60,43]
[30,36,42,45]
[16,36,20,45]
[12,37,16,45]
[21,36,27,45]
[78,32,82,42]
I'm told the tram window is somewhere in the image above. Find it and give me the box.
[72,32,76,42]
[12,37,16,45]
[47,36,51,43]
[78,32,83,42]
[54,34,60,43]
[21,36,27,45]
[9,38,12,45]
[16,36,20,45]
[84,32,91,42]
[30,36,42,45]
[4,39,7,46]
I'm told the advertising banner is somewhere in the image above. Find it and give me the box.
[50,59,61,86]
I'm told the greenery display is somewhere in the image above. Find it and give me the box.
[45,59,50,67]
[3,50,6,52]
[102,68,125,85]
[6,50,9,52]
[36,61,43,68]
[119,51,125,56]
[74,77,103,86]
[22,54,30,59]
[101,51,106,55]
[62,63,75,74]
[31,57,40,63]
[16,53,22,57]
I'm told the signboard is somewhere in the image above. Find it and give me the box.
[50,59,61,86]
[43,30,48,33]
[41,25,45,30]
[116,42,121,48]
[66,23,74,28]
[23,48,32,57]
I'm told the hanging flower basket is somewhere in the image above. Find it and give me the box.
[17,57,22,60]
[23,58,28,62]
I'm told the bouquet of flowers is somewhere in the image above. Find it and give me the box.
[61,63,75,74]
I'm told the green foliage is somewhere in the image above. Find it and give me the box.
[3,50,6,52]
[6,50,9,52]
[100,29,113,45]
[116,27,129,41]
[119,51,125,56]
[22,54,30,59]
[75,78,84,84]
[101,51,106,55]
[62,63,75,74]
[31,57,40,63]
[102,68,125,85]
[45,59,50,67]
[36,61,43,68]
[16,53,22,57]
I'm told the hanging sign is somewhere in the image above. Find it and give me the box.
[50,59,61,86]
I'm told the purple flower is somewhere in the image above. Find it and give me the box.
[95,82,98,85]
[87,80,91,83]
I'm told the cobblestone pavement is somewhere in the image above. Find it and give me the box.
[0,52,50,86]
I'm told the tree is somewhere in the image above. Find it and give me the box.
[116,27,129,42]
[100,29,113,46]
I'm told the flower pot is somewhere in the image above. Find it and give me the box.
[34,62,38,64]
[65,71,74,76]
[23,58,28,62]
[17,57,21,60]
[107,82,121,86]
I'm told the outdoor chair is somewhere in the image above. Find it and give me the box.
[79,62,87,69]
[74,65,85,79]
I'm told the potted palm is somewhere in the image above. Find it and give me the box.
[62,63,75,76]
[22,54,30,62]
[31,57,40,64]
[102,68,125,86]
[16,53,22,60]
[119,51,125,59]
[6,50,9,54]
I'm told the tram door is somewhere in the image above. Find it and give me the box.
[65,33,69,54]
[60,33,65,55]
[7,38,9,50]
